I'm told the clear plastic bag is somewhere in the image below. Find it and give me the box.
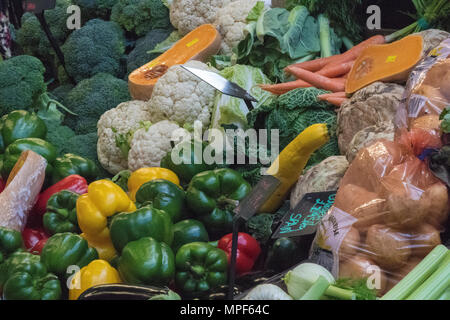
[396,38,450,133]
[309,129,449,296]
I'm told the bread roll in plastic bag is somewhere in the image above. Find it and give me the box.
[309,130,449,296]
[395,38,450,134]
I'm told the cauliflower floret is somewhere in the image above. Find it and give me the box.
[213,0,259,54]
[128,120,189,171]
[170,0,236,36]
[97,100,153,175]
[148,60,217,129]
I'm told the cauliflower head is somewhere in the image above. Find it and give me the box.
[214,0,258,54]
[97,100,153,174]
[170,0,235,35]
[128,120,189,171]
[148,60,217,129]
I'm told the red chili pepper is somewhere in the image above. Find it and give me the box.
[218,232,261,276]
[0,178,5,193]
[32,174,88,218]
[22,227,49,255]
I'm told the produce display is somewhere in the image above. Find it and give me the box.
[0,0,449,302]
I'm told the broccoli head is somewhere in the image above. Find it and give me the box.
[126,28,172,74]
[64,73,131,134]
[111,0,171,37]
[62,19,126,82]
[72,0,119,20]
[17,0,73,63]
[0,55,46,116]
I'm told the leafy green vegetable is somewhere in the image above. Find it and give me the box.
[210,64,274,131]
[247,1,266,22]
[111,0,171,37]
[440,107,450,133]
[429,145,450,188]
[328,278,377,300]
[287,0,364,42]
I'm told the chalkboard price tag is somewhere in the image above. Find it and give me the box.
[272,191,336,238]
[234,175,280,221]
[23,0,56,13]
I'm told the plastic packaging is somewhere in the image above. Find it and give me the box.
[396,38,450,133]
[309,129,449,296]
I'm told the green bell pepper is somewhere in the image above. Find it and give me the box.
[2,137,57,178]
[172,219,209,253]
[1,110,47,147]
[43,190,80,235]
[118,237,175,286]
[175,242,228,296]
[110,206,173,252]
[2,271,61,300]
[186,168,251,236]
[0,251,45,288]
[40,232,98,277]
[52,153,99,184]
[0,226,24,264]
[161,140,216,185]
[135,179,187,222]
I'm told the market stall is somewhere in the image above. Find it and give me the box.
[0,0,449,301]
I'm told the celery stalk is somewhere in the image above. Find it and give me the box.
[381,245,449,300]
[438,287,450,300]
[407,253,450,300]
[300,276,330,300]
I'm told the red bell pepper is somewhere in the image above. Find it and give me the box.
[33,174,88,217]
[218,232,261,276]
[22,227,49,255]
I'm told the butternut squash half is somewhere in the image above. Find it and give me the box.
[128,24,222,101]
[346,35,423,94]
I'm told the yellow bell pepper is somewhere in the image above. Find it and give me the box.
[128,167,180,201]
[77,180,136,261]
[69,259,121,300]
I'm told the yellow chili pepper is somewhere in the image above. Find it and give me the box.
[69,259,121,300]
[128,167,180,201]
[77,180,136,261]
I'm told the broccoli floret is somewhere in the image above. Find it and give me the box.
[111,0,171,37]
[64,73,131,134]
[45,122,77,155]
[17,0,73,63]
[0,55,46,116]
[51,84,75,104]
[72,0,118,20]
[62,19,126,82]
[126,28,172,74]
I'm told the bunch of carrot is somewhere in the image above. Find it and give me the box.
[259,35,386,107]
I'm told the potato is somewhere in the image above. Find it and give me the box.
[410,114,441,132]
[409,224,441,258]
[350,140,405,192]
[413,84,448,113]
[423,182,449,229]
[384,189,428,229]
[366,224,411,270]
[339,254,387,295]
[441,68,450,100]
[339,227,361,260]
[334,184,385,232]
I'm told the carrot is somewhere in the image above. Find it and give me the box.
[319,96,348,107]
[286,35,385,73]
[288,68,346,92]
[259,79,313,95]
[318,92,347,99]
[318,61,354,77]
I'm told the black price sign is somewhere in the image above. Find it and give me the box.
[23,0,56,13]
[272,191,336,238]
